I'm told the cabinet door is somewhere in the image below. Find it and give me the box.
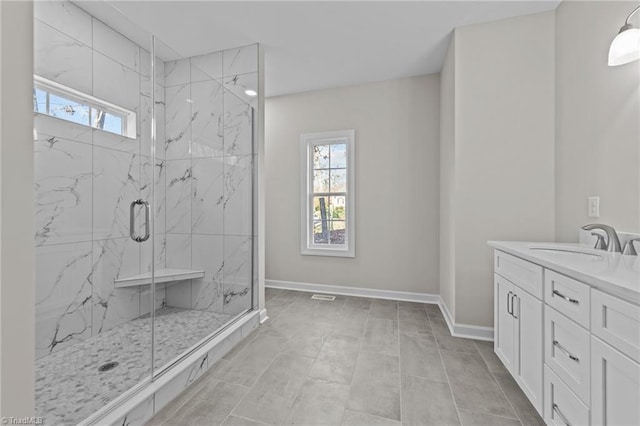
[514,289,543,415]
[495,275,516,374]
[591,336,640,426]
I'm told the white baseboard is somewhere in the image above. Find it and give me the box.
[266,279,494,341]
[266,279,440,304]
[439,299,494,341]
[259,308,269,324]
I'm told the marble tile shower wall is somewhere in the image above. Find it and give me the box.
[162,44,257,319]
[33,1,257,361]
[33,0,167,359]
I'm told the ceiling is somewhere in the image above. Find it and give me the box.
[77,1,561,97]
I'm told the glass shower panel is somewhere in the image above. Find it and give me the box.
[152,38,258,375]
[32,1,155,423]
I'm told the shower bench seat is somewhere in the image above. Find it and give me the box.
[114,268,205,288]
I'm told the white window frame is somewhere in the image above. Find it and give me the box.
[33,75,137,139]
[300,129,355,257]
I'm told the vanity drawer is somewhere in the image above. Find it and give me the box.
[591,289,640,364]
[545,306,590,404]
[544,365,589,426]
[545,270,590,328]
[495,251,543,299]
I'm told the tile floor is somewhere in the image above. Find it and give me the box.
[36,307,234,425]
[147,289,544,425]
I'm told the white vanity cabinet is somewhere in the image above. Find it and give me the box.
[590,289,640,426]
[590,336,640,426]
[492,247,640,426]
[494,252,544,414]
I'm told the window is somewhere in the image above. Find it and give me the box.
[301,130,355,257]
[33,75,136,138]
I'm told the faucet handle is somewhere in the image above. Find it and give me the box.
[581,223,622,253]
[591,232,607,250]
[623,238,640,256]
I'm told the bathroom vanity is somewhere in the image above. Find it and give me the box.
[488,241,640,425]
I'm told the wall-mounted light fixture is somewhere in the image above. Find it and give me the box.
[609,5,640,66]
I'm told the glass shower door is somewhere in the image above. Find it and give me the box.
[32,4,156,422]
[151,37,258,376]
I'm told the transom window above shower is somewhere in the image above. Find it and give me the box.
[33,75,137,139]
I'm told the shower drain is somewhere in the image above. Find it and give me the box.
[98,361,119,372]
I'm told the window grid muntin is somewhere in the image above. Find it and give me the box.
[308,139,349,248]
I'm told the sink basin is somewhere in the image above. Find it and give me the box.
[528,246,604,259]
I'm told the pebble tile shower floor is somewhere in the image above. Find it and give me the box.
[35,307,234,425]
[146,289,544,426]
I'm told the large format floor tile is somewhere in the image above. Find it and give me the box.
[440,349,518,419]
[147,289,543,426]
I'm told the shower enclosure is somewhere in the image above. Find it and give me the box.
[33,2,259,423]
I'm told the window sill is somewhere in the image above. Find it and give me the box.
[301,246,355,258]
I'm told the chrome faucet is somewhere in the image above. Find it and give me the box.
[581,224,622,253]
[591,232,607,250]
[622,237,640,256]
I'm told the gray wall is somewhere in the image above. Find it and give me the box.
[0,0,35,416]
[439,34,456,319]
[265,75,441,295]
[555,1,640,242]
[440,11,557,327]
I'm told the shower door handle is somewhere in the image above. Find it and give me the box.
[130,199,151,243]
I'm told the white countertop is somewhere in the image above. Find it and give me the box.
[488,241,640,305]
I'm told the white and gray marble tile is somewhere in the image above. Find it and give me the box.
[139,233,167,276]
[192,157,224,235]
[223,44,258,77]
[140,283,167,317]
[153,338,212,409]
[93,126,140,155]
[92,237,142,334]
[140,48,165,86]
[34,0,92,47]
[166,159,192,233]
[140,78,166,159]
[191,50,223,81]
[224,155,254,237]
[93,146,140,240]
[34,19,93,94]
[93,51,140,112]
[191,79,224,158]
[164,58,191,87]
[35,242,93,359]
[113,395,154,426]
[165,280,193,310]
[165,84,192,160]
[224,235,252,287]
[34,113,92,145]
[166,233,192,270]
[224,91,253,157]
[223,283,251,315]
[165,233,193,309]
[92,17,140,72]
[140,156,166,235]
[34,134,92,246]
[219,72,258,108]
[191,234,224,312]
